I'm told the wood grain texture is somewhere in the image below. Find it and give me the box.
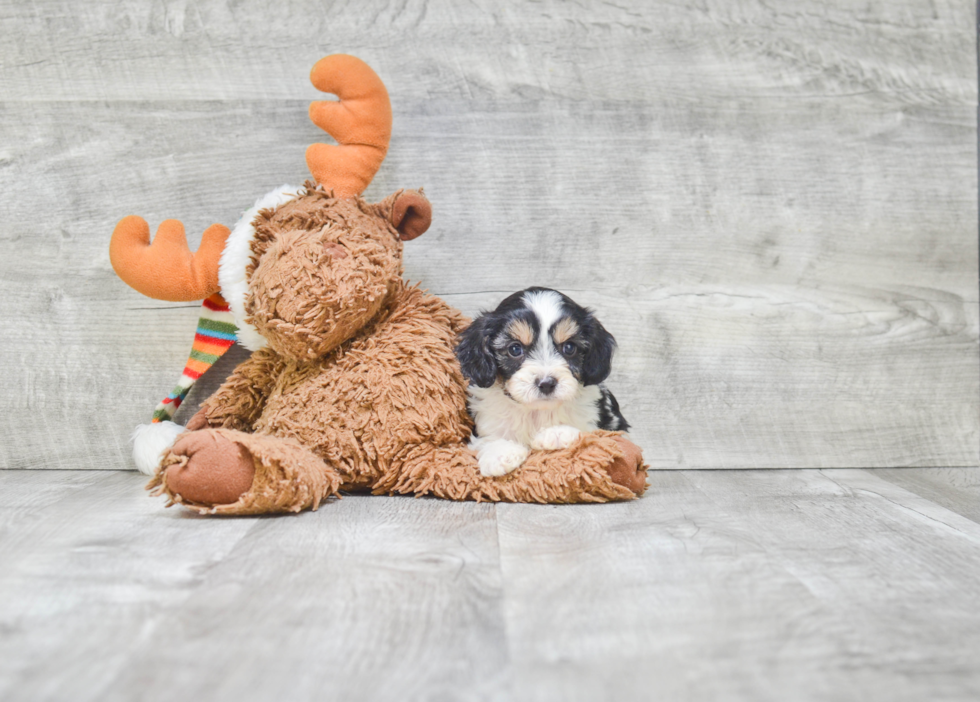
[875,467,980,523]
[97,498,506,702]
[0,0,975,470]
[2,468,980,700]
[2,0,974,104]
[495,468,980,701]
[0,471,505,702]
[0,471,260,702]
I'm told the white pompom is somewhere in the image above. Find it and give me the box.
[131,421,186,475]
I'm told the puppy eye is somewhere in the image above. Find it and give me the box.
[507,343,524,358]
[561,341,577,356]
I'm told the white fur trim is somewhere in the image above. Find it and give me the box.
[132,421,186,475]
[218,184,302,351]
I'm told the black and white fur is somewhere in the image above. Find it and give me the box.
[455,287,630,477]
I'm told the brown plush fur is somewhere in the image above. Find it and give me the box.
[147,183,648,514]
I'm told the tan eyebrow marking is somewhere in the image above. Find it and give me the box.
[506,319,535,346]
[552,316,579,344]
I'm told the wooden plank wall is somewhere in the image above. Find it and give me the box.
[0,0,976,470]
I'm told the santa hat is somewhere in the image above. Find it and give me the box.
[125,292,236,476]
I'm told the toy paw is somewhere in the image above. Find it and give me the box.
[478,439,530,477]
[605,436,647,496]
[531,425,581,451]
[164,430,255,506]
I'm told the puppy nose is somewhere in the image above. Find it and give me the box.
[536,377,558,395]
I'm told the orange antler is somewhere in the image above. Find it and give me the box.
[109,215,230,301]
[306,54,392,198]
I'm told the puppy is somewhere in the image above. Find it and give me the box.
[455,287,630,477]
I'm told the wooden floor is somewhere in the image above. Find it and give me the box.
[1,468,979,701]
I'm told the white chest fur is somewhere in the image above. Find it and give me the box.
[468,382,602,446]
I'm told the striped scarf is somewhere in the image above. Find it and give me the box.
[151,293,238,423]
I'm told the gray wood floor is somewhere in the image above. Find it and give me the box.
[2,467,979,701]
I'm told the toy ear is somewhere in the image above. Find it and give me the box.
[454,316,497,389]
[580,319,617,386]
[390,190,432,241]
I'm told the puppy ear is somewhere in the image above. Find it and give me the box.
[455,316,497,388]
[580,319,617,386]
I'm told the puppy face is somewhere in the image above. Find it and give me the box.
[455,288,616,407]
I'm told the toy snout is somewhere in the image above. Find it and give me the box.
[243,196,402,361]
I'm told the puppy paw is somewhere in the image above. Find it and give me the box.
[478,440,531,477]
[531,425,581,451]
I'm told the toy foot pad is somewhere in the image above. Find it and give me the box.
[165,431,256,506]
[606,436,647,496]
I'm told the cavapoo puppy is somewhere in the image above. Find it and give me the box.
[455,287,630,477]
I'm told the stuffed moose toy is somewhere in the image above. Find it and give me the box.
[109,54,647,514]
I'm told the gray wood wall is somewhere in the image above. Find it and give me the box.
[1,0,976,470]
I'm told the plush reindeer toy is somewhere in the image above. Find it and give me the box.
[110,54,647,514]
